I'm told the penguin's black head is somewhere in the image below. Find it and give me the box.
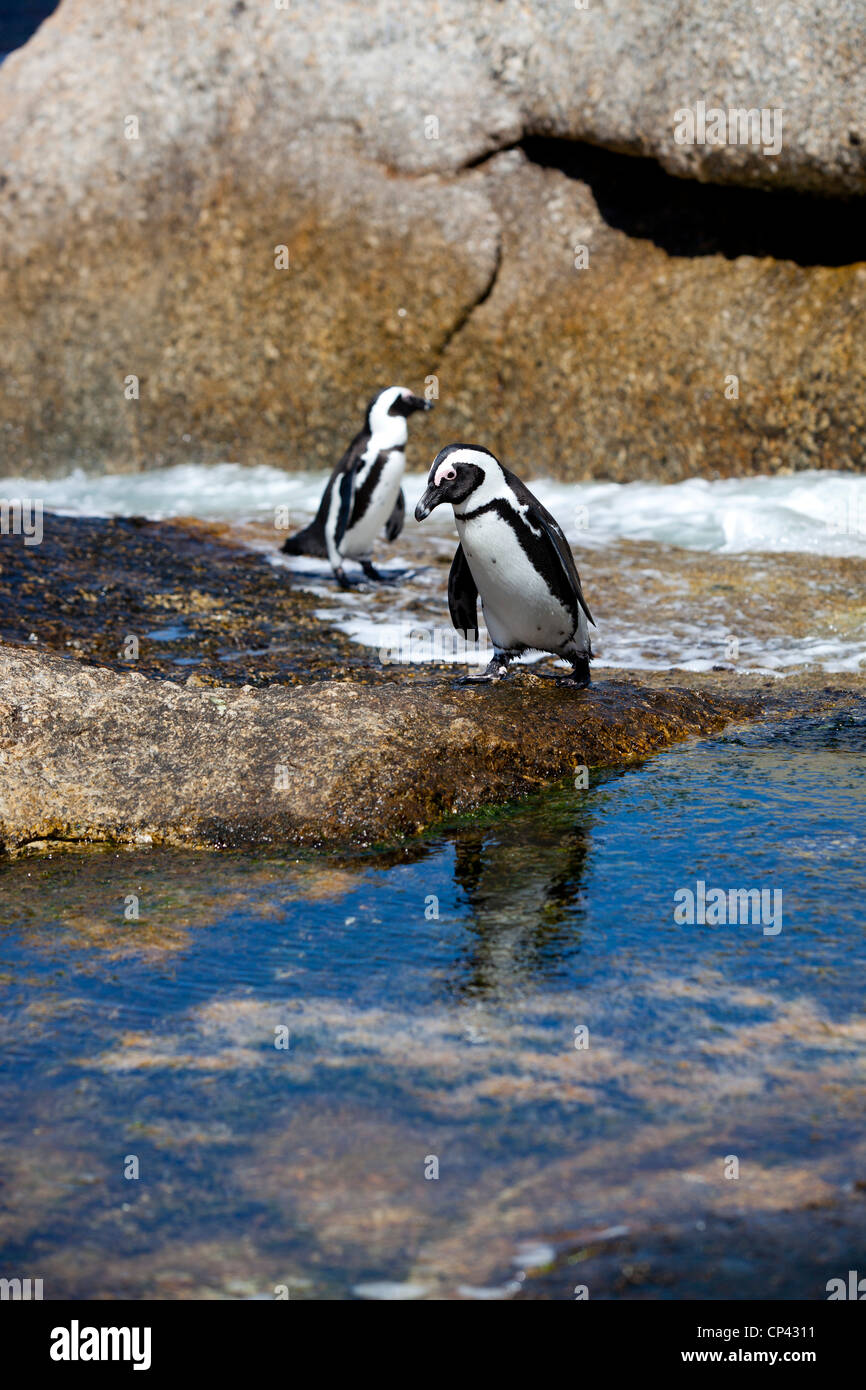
[388,389,433,418]
[366,386,433,430]
[414,444,498,521]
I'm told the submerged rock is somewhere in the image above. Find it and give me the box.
[0,642,754,851]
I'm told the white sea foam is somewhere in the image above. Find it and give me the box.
[0,463,320,524]
[3,463,864,674]
[529,470,866,559]
[3,463,866,558]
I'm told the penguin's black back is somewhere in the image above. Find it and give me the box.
[281,424,371,557]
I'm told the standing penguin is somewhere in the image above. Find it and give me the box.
[282,386,432,586]
[414,444,595,686]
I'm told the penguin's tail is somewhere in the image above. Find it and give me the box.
[281,519,328,558]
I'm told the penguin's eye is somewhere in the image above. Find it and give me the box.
[434,462,458,486]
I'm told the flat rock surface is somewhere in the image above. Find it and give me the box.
[2,510,861,852]
[0,641,754,851]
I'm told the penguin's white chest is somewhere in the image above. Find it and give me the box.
[457,511,575,652]
[342,448,405,556]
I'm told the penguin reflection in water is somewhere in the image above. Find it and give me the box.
[282,385,432,587]
[415,444,595,686]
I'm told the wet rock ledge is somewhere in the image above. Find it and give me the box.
[0,644,754,853]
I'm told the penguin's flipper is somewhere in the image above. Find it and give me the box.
[383,488,405,542]
[334,467,357,549]
[282,423,369,559]
[319,426,371,549]
[448,543,479,641]
[508,474,595,626]
[541,516,595,626]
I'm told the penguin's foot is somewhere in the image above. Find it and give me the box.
[556,656,591,689]
[456,656,512,685]
[360,560,400,585]
[333,566,360,589]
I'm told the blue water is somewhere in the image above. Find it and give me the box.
[0,709,863,1298]
[0,3,61,58]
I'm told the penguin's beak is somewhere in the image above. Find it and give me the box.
[414,486,440,522]
[407,394,433,414]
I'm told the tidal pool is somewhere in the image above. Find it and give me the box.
[0,709,864,1299]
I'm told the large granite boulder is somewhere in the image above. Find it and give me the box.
[442,151,866,479]
[0,0,863,476]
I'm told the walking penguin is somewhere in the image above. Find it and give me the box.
[414,444,595,685]
[281,386,432,586]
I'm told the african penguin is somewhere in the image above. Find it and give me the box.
[414,444,595,686]
[282,386,432,587]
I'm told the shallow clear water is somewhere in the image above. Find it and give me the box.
[1,710,864,1298]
